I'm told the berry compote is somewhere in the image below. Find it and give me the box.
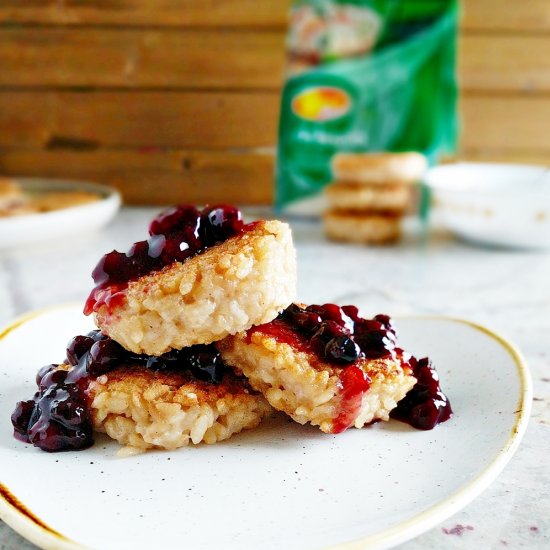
[250,303,452,432]
[255,303,397,366]
[390,356,452,430]
[84,204,248,315]
[11,330,229,452]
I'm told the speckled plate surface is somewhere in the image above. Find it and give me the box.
[0,305,531,550]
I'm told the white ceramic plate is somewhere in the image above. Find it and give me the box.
[0,179,120,248]
[425,162,550,249]
[0,305,531,550]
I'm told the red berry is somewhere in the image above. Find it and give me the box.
[149,205,201,237]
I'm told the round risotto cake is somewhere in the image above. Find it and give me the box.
[90,366,270,456]
[84,205,296,356]
[325,181,411,214]
[331,152,427,185]
[11,330,271,455]
[217,303,417,434]
[323,210,401,244]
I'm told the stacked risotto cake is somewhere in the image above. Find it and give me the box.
[12,205,295,455]
[12,204,452,456]
[324,152,427,244]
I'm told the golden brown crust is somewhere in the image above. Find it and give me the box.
[332,152,427,184]
[94,365,256,404]
[84,363,272,454]
[94,219,297,355]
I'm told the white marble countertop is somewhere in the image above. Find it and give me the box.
[0,207,549,549]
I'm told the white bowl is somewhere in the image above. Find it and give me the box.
[425,162,550,249]
[0,178,121,249]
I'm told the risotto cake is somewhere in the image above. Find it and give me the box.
[84,205,296,356]
[218,303,418,434]
[11,330,271,455]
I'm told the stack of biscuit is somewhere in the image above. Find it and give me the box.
[323,152,427,244]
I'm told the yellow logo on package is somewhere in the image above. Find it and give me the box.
[292,87,351,122]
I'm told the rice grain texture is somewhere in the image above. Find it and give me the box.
[217,331,416,434]
[94,220,297,355]
[89,366,272,456]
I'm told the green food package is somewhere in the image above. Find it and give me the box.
[277,0,458,212]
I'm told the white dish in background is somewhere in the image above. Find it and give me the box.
[0,305,531,550]
[0,179,120,249]
[425,162,550,249]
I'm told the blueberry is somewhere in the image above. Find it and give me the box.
[86,339,123,376]
[39,368,68,392]
[86,330,106,342]
[11,400,36,441]
[66,335,95,366]
[324,336,361,364]
[187,346,224,384]
[36,364,56,386]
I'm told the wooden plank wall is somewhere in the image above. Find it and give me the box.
[0,0,548,205]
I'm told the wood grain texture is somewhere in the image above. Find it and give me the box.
[461,95,550,151]
[460,34,550,93]
[0,91,280,149]
[2,28,548,94]
[0,0,290,27]
[462,0,550,32]
[3,0,549,31]
[0,28,285,89]
[3,91,547,152]
[1,0,548,206]
[0,149,275,204]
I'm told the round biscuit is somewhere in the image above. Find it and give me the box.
[323,210,401,244]
[331,152,427,184]
[325,181,411,213]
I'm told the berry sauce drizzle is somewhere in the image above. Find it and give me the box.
[11,331,228,452]
[251,304,397,365]
[84,204,248,315]
[390,356,452,430]
[250,303,451,432]
[249,303,397,432]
